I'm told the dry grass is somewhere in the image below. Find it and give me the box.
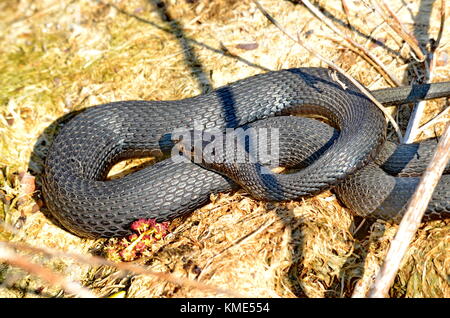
[0,0,449,298]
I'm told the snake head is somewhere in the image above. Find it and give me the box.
[173,129,208,163]
[173,129,227,167]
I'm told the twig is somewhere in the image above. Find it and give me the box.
[300,0,402,86]
[1,240,243,297]
[403,0,447,143]
[0,243,97,298]
[351,267,379,298]
[404,99,426,143]
[370,0,426,61]
[252,0,403,141]
[325,36,398,79]
[368,122,450,297]
[340,0,353,30]
[433,0,447,55]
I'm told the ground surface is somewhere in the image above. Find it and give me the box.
[0,0,449,298]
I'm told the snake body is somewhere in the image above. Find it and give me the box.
[182,115,449,223]
[42,68,450,238]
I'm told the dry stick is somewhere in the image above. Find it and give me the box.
[325,36,394,78]
[405,102,427,143]
[1,216,241,296]
[404,0,447,143]
[367,0,428,142]
[254,0,447,297]
[367,122,450,297]
[300,0,402,87]
[433,0,447,54]
[371,0,426,62]
[360,3,405,52]
[0,244,97,298]
[0,240,243,298]
[252,0,403,142]
[353,117,450,298]
[404,101,427,143]
[340,0,353,30]
[424,0,447,85]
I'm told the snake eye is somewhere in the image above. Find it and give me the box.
[175,138,195,159]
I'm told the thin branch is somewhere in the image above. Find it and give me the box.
[0,240,243,297]
[341,0,355,31]
[371,0,426,61]
[404,100,427,143]
[351,265,379,297]
[325,35,400,80]
[252,0,403,141]
[403,0,447,143]
[0,244,97,298]
[427,0,446,83]
[340,0,354,31]
[433,0,447,55]
[368,122,450,297]
[300,0,402,86]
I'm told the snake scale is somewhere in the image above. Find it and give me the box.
[42,68,450,238]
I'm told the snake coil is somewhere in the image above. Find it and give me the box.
[42,68,450,238]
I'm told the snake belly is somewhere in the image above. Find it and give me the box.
[42,67,450,238]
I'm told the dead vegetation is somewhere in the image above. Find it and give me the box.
[0,0,449,298]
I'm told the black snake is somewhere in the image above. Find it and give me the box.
[42,68,450,238]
